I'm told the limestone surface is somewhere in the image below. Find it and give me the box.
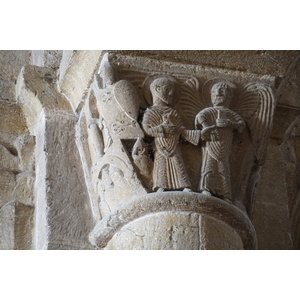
[1,50,300,250]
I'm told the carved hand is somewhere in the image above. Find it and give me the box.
[237,120,245,133]
[216,119,231,128]
[201,125,218,141]
[162,124,181,135]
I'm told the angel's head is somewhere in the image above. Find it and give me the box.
[211,82,232,107]
[150,77,176,106]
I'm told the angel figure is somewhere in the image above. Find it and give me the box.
[142,77,201,192]
[195,82,245,203]
[193,78,275,217]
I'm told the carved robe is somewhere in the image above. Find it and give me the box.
[195,107,244,200]
[142,105,200,190]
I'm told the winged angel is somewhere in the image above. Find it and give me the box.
[141,76,201,192]
[90,57,275,218]
[139,74,275,217]
[193,79,276,217]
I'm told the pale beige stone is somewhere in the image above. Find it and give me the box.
[0,170,16,207]
[112,50,300,77]
[14,134,35,171]
[90,192,257,250]
[0,50,30,103]
[13,172,35,205]
[30,50,62,69]
[106,212,200,250]
[16,65,72,135]
[1,50,300,251]
[0,102,28,135]
[0,144,19,171]
[14,203,34,250]
[0,202,15,250]
[16,62,96,249]
[59,50,103,111]
[199,215,243,250]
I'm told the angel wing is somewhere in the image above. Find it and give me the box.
[175,76,208,129]
[233,82,276,165]
[118,69,148,87]
[232,82,276,218]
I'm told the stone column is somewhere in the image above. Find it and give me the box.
[16,64,96,249]
[89,192,257,250]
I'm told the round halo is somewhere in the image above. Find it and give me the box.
[202,78,237,106]
[142,74,180,106]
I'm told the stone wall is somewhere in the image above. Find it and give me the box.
[0,51,62,249]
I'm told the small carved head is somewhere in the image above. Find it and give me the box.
[211,82,232,107]
[132,137,147,158]
[150,77,175,106]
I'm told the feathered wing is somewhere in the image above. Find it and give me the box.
[175,76,208,129]
[232,82,276,217]
[234,83,276,164]
[118,69,148,88]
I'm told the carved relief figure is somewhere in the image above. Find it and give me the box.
[142,77,201,192]
[132,137,153,190]
[195,82,245,202]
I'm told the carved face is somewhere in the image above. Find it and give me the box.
[151,78,175,106]
[211,82,231,107]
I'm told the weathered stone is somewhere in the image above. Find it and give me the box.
[111,50,300,77]
[0,169,34,211]
[17,63,95,250]
[14,134,35,171]
[0,202,34,250]
[0,170,16,207]
[45,113,95,249]
[59,50,103,111]
[0,51,30,105]
[13,172,35,205]
[252,139,293,249]
[30,50,63,69]
[0,79,16,102]
[0,102,28,135]
[14,203,34,250]
[106,212,200,250]
[277,53,300,109]
[199,215,243,250]
[90,192,257,250]
[0,144,19,171]
[106,211,244,250]
[0,202,15,250]
[1,50,300,251]
[16,65,72,134]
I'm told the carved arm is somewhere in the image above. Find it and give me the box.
[231,120,246,133]
[142,123,165,138]
[216,119,245,133]
[181,129,202,145]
